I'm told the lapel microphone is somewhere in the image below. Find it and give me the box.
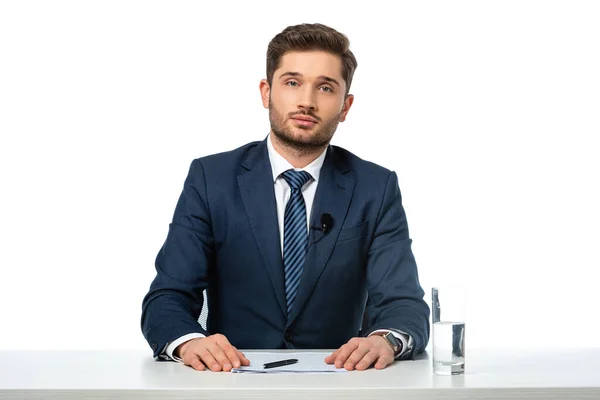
[307,213,333,249]
[311,213,333,234]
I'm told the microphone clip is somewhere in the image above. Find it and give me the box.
[307,213,333,248]
[311,213,333,234]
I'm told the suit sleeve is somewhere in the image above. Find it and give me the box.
[363,171,430,356]
[140,159,213,358]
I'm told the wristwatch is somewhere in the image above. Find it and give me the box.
[375,331,402,356]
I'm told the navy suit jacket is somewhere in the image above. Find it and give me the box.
[141,138,430,358]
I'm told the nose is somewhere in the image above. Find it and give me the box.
[297,87,317,111]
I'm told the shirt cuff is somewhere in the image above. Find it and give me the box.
[369,329,414,359]
[163,333,206,362]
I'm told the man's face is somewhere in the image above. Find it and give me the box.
[260,51,354,153]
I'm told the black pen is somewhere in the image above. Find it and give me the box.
[263,358,298,369]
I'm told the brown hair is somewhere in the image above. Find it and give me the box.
[266,23,358,96]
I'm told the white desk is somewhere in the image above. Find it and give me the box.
[1,348,599,399]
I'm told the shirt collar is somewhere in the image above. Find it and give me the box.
[266,133,327,183]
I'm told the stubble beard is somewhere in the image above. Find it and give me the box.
[269,100,342,156]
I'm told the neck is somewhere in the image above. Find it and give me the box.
[270,132,327,169]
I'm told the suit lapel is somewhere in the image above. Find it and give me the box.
[237,140,286,315]
[288,146,355,323]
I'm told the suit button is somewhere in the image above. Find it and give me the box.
[152,342,158,351]
[284,330,293,342]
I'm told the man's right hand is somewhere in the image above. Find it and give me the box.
[174,334,250,372]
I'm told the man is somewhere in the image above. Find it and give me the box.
[141,23,430,372]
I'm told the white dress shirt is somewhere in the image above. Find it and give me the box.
[163,134,413,361]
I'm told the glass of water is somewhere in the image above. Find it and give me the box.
[432,286,466,375]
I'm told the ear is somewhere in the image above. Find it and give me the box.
[339,94,354,122]
[259,79,270,109]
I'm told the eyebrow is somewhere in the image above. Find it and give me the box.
[278,72,341,87]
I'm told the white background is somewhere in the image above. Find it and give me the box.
[1,1,598,351]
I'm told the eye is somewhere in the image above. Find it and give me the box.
[286,81,299,87]
[320,86,333,93]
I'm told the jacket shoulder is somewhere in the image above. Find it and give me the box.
[190,140,263,169]
[330,145,393,178]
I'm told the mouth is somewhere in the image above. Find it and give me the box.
[290,115,318,127]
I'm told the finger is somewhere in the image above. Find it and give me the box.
[324,348,341,364]
[374,353,395,370]
[335,346,355,368]
[236,349,251,366]
[334,339,360,368]
[344,344,370,371]
[207,344,233,372]
[355,350,378,371]
[218,341,242,369]
[188,355,206,371]
[198,348,221,372]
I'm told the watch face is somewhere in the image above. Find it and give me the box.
[384,333,401,353]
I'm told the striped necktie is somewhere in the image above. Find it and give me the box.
[281,169,312,315]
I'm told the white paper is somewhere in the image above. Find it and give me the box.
[231,352,347,373]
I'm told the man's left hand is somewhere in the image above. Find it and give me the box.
[324,336,396,371]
